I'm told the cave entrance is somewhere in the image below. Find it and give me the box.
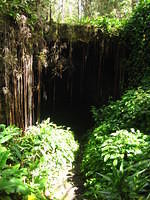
[40,70,93,137]
[39,37,123,137]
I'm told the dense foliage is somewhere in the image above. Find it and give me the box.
[92,84,150,134]
[0,0,137,23]
[81,2,150,196]
[0,119,78,199]
[81,74,150,199]
[122,0,150,88]
[76,17,126,35]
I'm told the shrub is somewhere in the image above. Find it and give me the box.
[0,118,78,199]
[81,129,150,199]
[19,118,78,199]
[92,86,150,134]
[122,0,150,88]
[0,125,29,199]
[82,76,150,199]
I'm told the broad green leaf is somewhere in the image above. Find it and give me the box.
[113,159,118,166]
[120,162,124,172]
[0,147,9,169]
[0,135,13,144]
[104,154,110,162]
[97,173,112,182]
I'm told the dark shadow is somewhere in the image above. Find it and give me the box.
[70,138,86,200]
[42,103,93,140]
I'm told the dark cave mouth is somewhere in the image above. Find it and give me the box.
[37,37,123,136]
[41,101,93,138]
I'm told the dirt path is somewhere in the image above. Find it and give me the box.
[51,138,85,200]
[71,143,85,200]
[49,108,91,200]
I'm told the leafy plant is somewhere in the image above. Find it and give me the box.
[122,0,150,88]
[0,145,29,199]
[18,118,78,199]
[81,129,150,199]
[92,86,150,134]
[0,125,22,164]
[81,74,150,199]
[0,118,78,199]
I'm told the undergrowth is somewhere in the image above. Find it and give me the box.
[0,118,78,200]
[81,73,150,199]
[81,3,150,198]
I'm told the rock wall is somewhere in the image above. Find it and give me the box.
[0,21,127,127]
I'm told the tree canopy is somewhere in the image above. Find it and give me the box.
[0,0,139,24]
